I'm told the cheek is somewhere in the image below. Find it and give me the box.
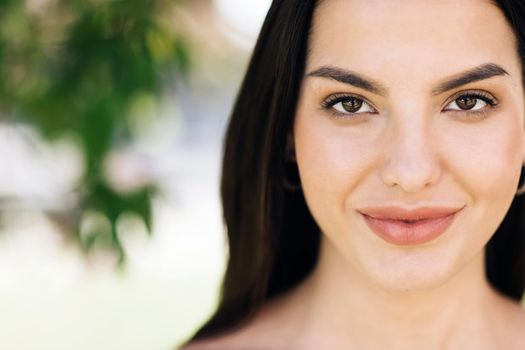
[441,118,523,204]
[438,115,524,250]
[293,113,382,233]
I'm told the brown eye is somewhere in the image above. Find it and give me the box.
[341,98,363,113]
[455,96,477,110]
[444,91,497,115]
[323,94,376,117]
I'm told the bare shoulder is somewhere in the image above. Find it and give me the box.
[178,336,239,350]
[178,325,271,350]
[179,290,307,350]
[178,328,256,350]
[510,303,525,343]
[496,296,525,348]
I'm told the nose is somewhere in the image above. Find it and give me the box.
[380,119,442,193]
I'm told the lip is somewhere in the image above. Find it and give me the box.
[357,206,464,246]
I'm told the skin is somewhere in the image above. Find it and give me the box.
[184,0,525,349]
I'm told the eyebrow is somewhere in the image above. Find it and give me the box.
[306,63,509,97]
[431,63,509,95]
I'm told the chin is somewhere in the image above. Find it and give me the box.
[356,249,462,293]
[373,268,453,293]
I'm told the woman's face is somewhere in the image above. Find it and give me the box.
[294,0,525,290]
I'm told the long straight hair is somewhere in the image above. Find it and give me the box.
[185,0,525,343]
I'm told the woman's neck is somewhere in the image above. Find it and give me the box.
[207,237,525,350]
[283,237,521,350]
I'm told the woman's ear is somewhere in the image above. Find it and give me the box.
[285,132,296,162]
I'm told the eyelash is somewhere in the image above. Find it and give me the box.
[321,91,499,120]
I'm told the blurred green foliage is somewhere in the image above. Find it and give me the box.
[0,0,190,264]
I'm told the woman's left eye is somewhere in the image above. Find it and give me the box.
[443,92,497,114]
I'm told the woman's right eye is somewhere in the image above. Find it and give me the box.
[322,94,376,117]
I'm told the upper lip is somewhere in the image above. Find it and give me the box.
[357,206,464,221]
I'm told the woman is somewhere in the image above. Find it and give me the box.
[182,0,525,348]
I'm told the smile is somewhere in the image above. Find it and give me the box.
[357,206,464,246]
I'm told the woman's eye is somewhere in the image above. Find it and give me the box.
[323,95,376,116]
[443,92,497,114]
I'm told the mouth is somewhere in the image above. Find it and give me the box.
[357,206,464,246]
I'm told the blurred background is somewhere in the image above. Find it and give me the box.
[0,0,270,349]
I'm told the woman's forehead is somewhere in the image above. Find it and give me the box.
[307,0,521,83]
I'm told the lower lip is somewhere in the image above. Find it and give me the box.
[360,212,458,246]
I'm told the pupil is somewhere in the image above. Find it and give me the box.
[457,97,476,110]
[342,98,362,113]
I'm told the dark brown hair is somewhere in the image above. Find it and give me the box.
[183,0,525,344]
